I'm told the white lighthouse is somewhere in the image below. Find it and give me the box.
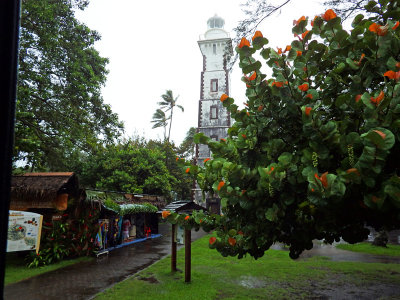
[193,15,233,213]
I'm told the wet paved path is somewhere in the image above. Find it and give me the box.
[4,223,206,300]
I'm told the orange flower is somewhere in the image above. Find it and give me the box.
[372,196,380,203]
[322,9,337,21]
[369,23,388,36]
[238,37,250,48]
[298,83,309,92]
[220,138,226,142]
[315,172,328,188]
[228,237,237,246]
[246,111,250,116]
[272,81,284,88]
[294,16,306,26]
[373,130,386,139]
[267,166,275,175]
[203,158,210,163]
[176,157,179,161]
[301,30,310,39]
[220,94,229,102]
[296,51,302,56]
[199,219,203,223]
[346,168,360,176]
[393,21,399,30]
[209,237,217,245]
[252,30,263,41]
[284,45,291,52]
[277,47,283,55]
[243,102,249,106]
[384,70,400,81]
[217,181,225,191]
[311,188,315,192]
[242,134,247,139]
[185,167,190,173]
[305,107,312,116]
[185,215,190,220]
[162,210,171,219]
[306,94,313,99]
[370,91,384,106]
[311,16,318,27]
[248,72,256,81]
[355,94,362,103]
[356,53,365,65]
[258,105,264,111]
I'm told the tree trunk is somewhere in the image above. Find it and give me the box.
[168,106,174,143]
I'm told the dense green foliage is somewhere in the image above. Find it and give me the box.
[96,234,400,300]
[15,0,123,171]
[175,1,400,259]
[80,139,192,200]
[81,139,176,196]
[27,203,100,267]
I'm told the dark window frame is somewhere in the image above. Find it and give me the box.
[210,79,218,92]
[210,105,218,120]
[210,135,218,141]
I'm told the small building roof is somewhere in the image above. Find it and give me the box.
[161,201,206,215]
[10,172,80,210]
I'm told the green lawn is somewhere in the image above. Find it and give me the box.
[96,235,400,300]
[5,253,93,285]
[336,242,400,256]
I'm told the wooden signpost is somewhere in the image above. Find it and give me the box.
[184,229,191,283]
[171,224,177,272]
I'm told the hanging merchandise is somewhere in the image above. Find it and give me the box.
[97,219,109,250]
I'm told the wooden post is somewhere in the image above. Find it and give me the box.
[184,228,191,283]
[171,224,177,272]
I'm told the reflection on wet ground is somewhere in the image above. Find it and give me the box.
[4,223,206,300]
[271,241,400,264]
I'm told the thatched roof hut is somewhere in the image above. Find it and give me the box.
[10,172,81,211]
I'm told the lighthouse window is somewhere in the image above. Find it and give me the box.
[211,79,218,92]
[210,106,218,119]
[210,135,218,141]
[213,44,216,55]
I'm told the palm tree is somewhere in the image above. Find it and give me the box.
[151,109,170,141]
[157,90,184,142]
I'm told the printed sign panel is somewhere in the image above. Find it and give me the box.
[7,210,43,254]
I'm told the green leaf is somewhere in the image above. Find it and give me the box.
[252,37,269,50]
[346,57,359,70]
[352,14,364,27]
[291,40,303,51]
[278,152,292,166]
[361,128,395,150]
[265,204,279,222]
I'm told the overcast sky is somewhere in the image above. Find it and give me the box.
[75,0,325,145]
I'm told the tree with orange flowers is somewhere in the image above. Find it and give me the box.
[175,2,400,259]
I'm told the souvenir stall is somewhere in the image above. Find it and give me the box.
[86,190,163,255]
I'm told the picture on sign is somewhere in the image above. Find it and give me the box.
[7,211,43,254]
